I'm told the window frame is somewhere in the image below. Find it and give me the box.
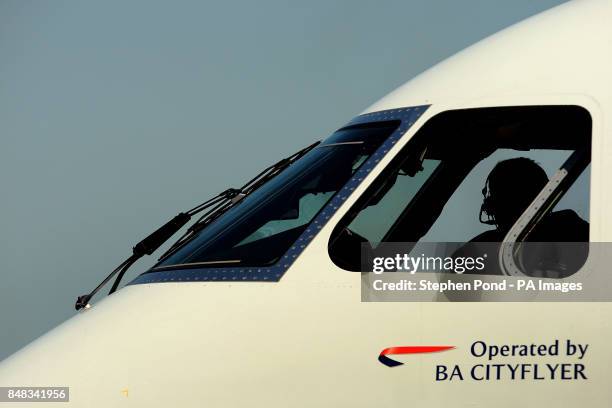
[328,105,593,277]
[500,146,591,277]
[129,106,430,285]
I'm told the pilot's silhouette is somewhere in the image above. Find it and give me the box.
[470,157,588,242]
[471,157,549,241]
[461,157,588,276]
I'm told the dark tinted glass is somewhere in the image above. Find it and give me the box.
[156,121,399,270]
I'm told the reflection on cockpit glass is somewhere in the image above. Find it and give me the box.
[239,192,334,246]
[348,159,441,243]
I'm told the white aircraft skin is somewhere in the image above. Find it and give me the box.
[1,0,611,406]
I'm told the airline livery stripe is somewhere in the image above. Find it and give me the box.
[378,346,455,367]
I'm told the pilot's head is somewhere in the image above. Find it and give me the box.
[480,157,549,230]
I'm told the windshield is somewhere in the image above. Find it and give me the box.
[154,120,400,270]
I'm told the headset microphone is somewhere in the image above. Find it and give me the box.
[479,175,497,226]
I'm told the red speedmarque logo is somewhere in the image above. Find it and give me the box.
[379,346,455,367]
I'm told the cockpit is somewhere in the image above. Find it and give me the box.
[130,104,591,286]
[153,120,400,270]
[329,105,591,277]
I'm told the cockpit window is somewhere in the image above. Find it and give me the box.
[329,105,591,276]
[154,121,400,270]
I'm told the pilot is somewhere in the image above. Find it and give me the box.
[471,157,549,241]
[471,157,588,242]
[461,157,588,276]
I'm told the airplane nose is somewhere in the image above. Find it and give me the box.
[0,286,155,406]
[0,282,315,407]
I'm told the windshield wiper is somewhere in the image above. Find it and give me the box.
[75,140,320,310]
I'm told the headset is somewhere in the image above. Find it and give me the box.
[479,173,497,226]
[479,158,549,227]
